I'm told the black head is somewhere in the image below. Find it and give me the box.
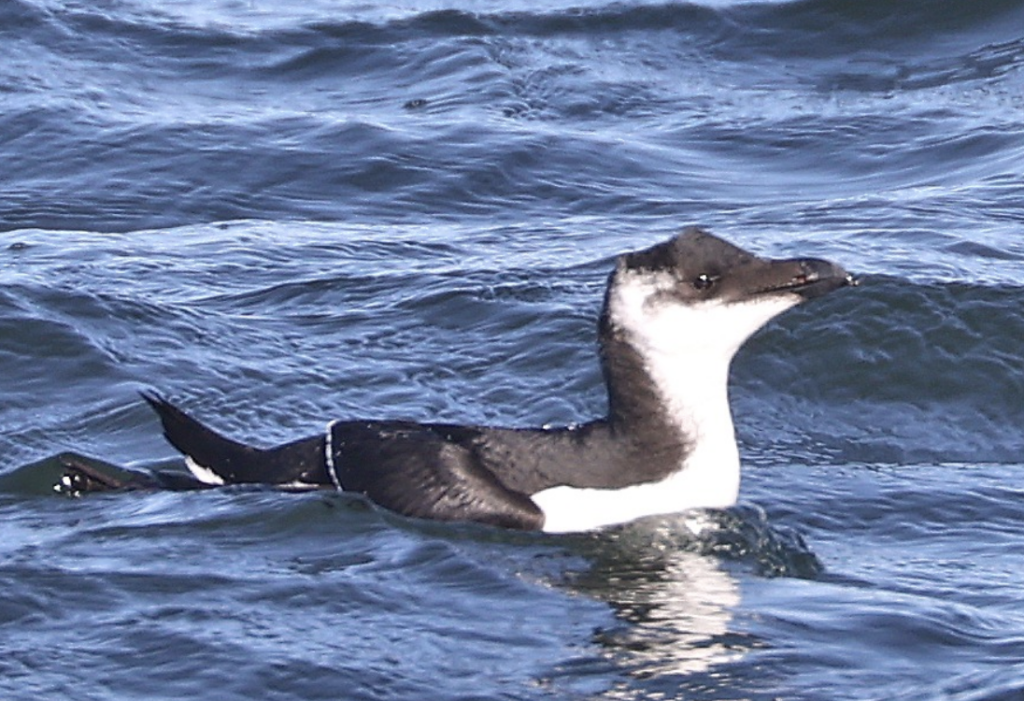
[618,227,855,306]
[599,227,855,384]
[588,228,854,518]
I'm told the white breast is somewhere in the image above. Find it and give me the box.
[532,270,799,533]
[532,453,740,533]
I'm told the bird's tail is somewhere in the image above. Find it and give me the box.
[141,392,330,488]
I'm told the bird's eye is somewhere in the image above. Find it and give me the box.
[693,273,717,291]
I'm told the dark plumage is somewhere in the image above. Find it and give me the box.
[57,228,854,532]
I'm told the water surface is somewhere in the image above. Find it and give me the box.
[2,0,1024,698]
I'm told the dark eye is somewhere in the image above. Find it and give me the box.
[693,273,718,291]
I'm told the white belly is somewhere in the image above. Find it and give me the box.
[531,462,740,533]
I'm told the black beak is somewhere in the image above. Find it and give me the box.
[781,258,857,300]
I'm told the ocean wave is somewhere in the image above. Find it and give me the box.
[4,0,1022,234]
[750,276,1024,409]
[735,275,1024,465]
[12,0,1023,64]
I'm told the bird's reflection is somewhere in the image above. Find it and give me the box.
[562,505,819,684]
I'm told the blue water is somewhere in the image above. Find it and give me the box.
[3,0,1024,698]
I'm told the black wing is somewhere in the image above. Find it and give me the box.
[330,421,545,531]
[144,394,543,530]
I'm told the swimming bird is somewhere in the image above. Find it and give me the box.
[58,228,854,532]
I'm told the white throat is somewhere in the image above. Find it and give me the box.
[533,270,800,533]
